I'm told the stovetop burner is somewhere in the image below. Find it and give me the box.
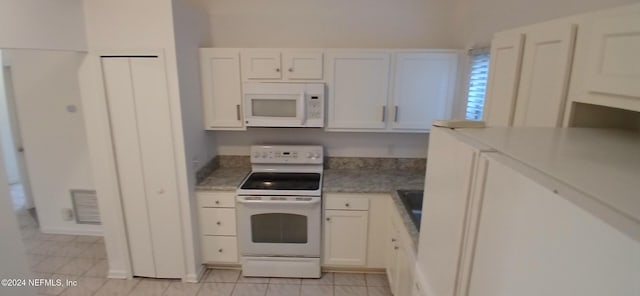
[240,172,321,191]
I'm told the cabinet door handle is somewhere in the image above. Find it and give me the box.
[288,68,294,72]
[345,203,350,207]
[326,217,331,221]
[382,106,386,122]
[275,68,281,72]
[394,106,399,122]
[216,221,221,226]
[391,238,397,242]
[236,105,241,121]
[218,248,223,253]
[394,246,399,250]
[215,200,220,205]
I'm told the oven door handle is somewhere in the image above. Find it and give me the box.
[236,197,321,205]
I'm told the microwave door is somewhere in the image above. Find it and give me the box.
[244,94,305,127]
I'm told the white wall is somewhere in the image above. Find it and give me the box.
[456,0,640,48]
[6,49,99,235]
[0,150,35,296]
[0,0,86,51]
[0,62,20,184]
[172,0,213,282]
[214,129,430,158]
[203,0,459,48]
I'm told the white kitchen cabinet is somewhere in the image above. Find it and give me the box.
[387,197,417,296]
[101,57,184,278]
[391,52,458,131]
[584,7,640,99]
[282,51,323,80]
[564,3,640,118]
[418,126,640,296]
[416,127,493,296]
[197,191,239,264]
[325,52,391,130]
[323,209,368,266]
[483,32,524,126]
[202,236,238,263]
[513,22,576,127]
[323,193,389,268]
[200,49,244,130]
[467,153,640,296]
[484,20,576,127]
[241,50,323,80]
[241,51,282,79]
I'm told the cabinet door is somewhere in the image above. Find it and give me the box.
[241,51,282,79]
[483,32,525,126]
[387,221,400,295]
[200,49,244,130]
[417,128,482,296]
[283,51,323,80]
[513,23,576,127]
[102,57,184,278]
[468,155,640,296]
[396,244,416,296]
[323,210,369,266]
[584,7,640,99]
[326,52,390,130]
[391,52,458,131]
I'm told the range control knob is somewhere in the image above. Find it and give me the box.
[253,152,260,158]
[307,152,314,159]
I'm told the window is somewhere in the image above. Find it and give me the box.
[465,49,490,120]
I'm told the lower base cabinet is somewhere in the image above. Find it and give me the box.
[197,191,239,264]
[323,209,369,266]
[202,236,238,263]
[387,200,417,296]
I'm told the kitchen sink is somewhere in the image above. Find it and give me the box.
[397,190,423,230]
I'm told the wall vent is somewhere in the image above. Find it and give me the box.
[70,190,101,225]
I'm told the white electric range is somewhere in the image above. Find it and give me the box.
[236,145,323,278]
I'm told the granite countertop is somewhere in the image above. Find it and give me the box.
[196,167,425,250]
[196,168,250,191]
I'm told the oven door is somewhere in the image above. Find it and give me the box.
[244,93,306,127]
[236,196,321,257]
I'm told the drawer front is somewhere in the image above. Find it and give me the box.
[200,208,237,235]
[202,236,238,263]
[325,196,369,211]
[197,191,236,208]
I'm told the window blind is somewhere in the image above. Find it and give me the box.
[465,49,490,120]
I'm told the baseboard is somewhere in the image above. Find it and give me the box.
[183,265,206,283]
[108,269,131,279]
[39,226,103,236]
[322,266,386,274]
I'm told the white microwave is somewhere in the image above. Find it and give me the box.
[243,83,324,128]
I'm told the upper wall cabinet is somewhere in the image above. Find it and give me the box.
[325,52,391,130]
[584,8,640,99]
[513,22,576,127]
[391,52,458,131]
[241,50,323,80]
[483,32,525,127]
[283,51,323,80]
[564,3,640,118]
[200,48,460,132]
[484,19,577,127]
[200,49,245,130]
[325,50,460,132]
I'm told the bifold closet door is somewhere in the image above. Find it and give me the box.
[101,57,183,278]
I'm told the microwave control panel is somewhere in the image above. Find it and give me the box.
[307,95,323,119]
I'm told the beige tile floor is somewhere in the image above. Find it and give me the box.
[15,209,390,296]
